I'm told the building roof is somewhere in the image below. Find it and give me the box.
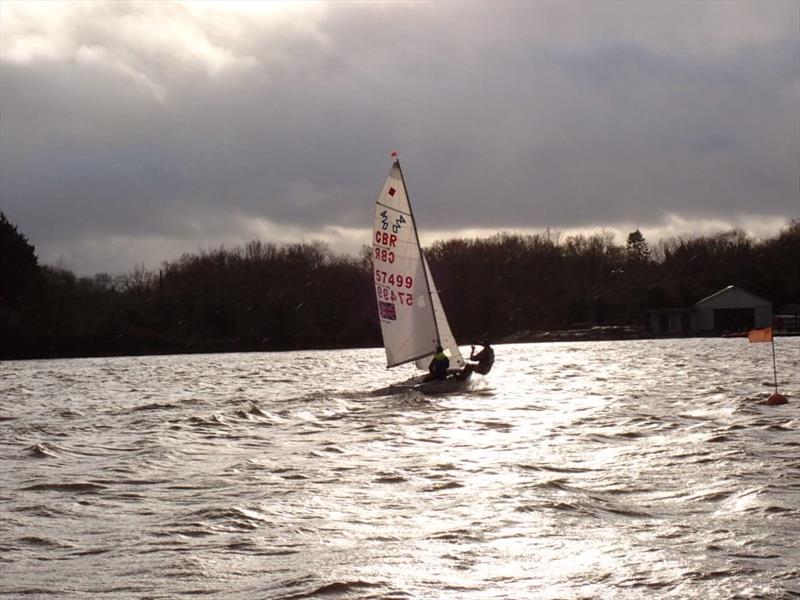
[694,285,770,307]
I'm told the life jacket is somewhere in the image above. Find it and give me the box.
[430,351,450,379]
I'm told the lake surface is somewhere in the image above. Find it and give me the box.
[1,339,799,599]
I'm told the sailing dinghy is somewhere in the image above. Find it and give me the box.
[372,157,470,394]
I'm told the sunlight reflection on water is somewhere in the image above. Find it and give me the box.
[1,338,798,599]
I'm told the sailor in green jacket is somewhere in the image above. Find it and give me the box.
[426,345,450,381]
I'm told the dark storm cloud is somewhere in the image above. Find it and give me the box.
[1,0,798,274]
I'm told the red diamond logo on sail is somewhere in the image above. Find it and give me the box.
[388,187,396,197]
[378,301,397,320]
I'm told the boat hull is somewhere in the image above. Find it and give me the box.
[389,372,473,395]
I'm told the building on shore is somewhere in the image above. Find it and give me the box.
[649,285,772,336]
[775,303,800,335]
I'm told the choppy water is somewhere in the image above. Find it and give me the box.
[1,339,799,599]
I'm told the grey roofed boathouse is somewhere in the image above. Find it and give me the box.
[649,285,772,336]
[694,285,772,331]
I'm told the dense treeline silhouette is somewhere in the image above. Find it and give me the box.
[426,224,799,339]
[1,211,798,359]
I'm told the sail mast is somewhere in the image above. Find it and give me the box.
[394,158,442,349]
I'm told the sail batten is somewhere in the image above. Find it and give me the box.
[372,159,464,371]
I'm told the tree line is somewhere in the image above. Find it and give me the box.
[1,212,798,359]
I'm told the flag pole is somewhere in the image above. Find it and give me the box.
[771,335,779,394]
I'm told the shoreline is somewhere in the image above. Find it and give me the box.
[502,325,652,344]
[4,328,799,362]
[503,325,800,344]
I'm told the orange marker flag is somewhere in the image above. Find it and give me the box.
[747,327,773,343]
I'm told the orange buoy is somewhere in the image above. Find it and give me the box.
[766,392,788,406]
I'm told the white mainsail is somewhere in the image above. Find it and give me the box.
[373,160,464,370]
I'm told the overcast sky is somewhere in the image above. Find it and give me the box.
[1,0,798,276]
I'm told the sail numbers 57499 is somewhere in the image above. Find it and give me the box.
[374,270,413,289]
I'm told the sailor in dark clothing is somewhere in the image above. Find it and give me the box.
[456,342,494,380]
[425,345,450,381]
